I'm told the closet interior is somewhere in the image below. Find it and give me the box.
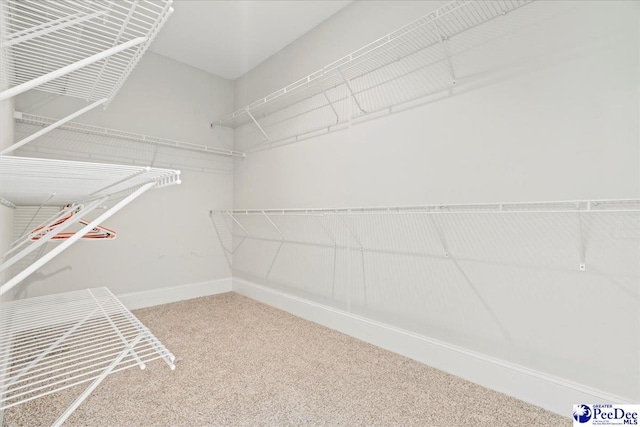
[0,0,638,425]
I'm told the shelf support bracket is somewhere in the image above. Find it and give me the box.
[317,81,340,123]
[224,212,249,254]
[338,69,367,115]
[429,209,450,258]
[434,12,457,86]
[338,214,368,306]
[246,110,271,143]
[263,212,285,279]
[0,36,147,101]
[0,182,156,297]
[316,215,338,298]
[577,207,588,272]
[2,99,108,155]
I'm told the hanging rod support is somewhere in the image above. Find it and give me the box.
[0,37,147,101]
[246,110,270,143]
[2,99,108,155]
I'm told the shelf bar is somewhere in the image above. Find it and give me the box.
[0,183,155,296]
[246,110,270,142]
[316,81,340,123]
[2,99,108,155]
[338,69,366,114]
[0,36,147,101]
[213,199,640,216]
[14,112,246,158]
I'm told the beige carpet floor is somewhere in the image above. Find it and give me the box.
[5,292,569,426]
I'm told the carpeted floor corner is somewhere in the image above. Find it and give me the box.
[4,292,570,426]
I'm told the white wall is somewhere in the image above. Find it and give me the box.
[10,52,234,298]
[230,0,639,403]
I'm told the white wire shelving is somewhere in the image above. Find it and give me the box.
[213,199,640,216]
[0,3,178,423]
[0,287,176,426]
[13,111,246,159]
[0,0,173,104]
[0,156,181,297]
[219,0,534,150]
[211,199,640,275]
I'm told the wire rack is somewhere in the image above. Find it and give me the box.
[0,156,181,297]
[214,199,640,216]
[0,0,173,103]
[0,155,181,207]
[0,287,175,423]
[220,0,533,149]
[14,112,245,159]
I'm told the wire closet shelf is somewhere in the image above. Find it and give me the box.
[0,156,181,298]
[0,287,176,424]
[214,199,640,216]
[13,112,246,159]
[0,0,173,104]
[219,0,533,149]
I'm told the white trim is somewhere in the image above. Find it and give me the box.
[232,278,637,417]
[118,278,232,310]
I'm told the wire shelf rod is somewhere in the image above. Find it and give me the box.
[14,112,246,158]
[2,99,108,155]
[214,199,640,216]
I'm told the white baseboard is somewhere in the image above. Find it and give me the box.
[232,278,635,417]
[118,278,232,310]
